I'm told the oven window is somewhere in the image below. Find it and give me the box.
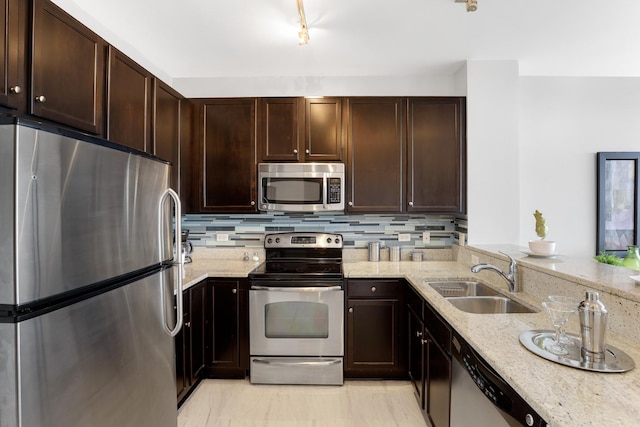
[264,301,329,338]
[262,178,323,204]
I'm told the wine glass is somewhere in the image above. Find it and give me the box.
[547,295,581,345]
[541,301,578,355]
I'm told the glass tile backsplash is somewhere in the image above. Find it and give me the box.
[182,212,467,249]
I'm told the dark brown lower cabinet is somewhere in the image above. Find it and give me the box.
[345,279,406,378]
[407,285,452,427]
[408,307,425,406]
[177,280,207,405]
[207,279,249,378]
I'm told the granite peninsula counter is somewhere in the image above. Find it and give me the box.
[180,247,640,427]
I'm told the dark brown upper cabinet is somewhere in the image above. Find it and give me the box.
[259,97,303,162]
[406,97,466,214]
[0,0,27,111]
[31,0,105,135]
[195,98,257,212]
[259,97,343,162]
[153,79,182,193]
[106,46,152,152]
[346,98,404,213]
[305,97,343,161]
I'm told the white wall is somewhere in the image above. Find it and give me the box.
[173,75,464,98]
[465,61,521,246]
[518,77,640,257]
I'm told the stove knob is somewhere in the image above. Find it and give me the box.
[335,238,340,244]
[326,237,332,244]
[275,237,281,244]
[267,238,272,244]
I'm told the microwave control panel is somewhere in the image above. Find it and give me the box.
[328,178,342,204]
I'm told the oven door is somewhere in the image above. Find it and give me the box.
[249,285,344,357]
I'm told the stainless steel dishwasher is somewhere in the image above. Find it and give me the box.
[450,332,548,427]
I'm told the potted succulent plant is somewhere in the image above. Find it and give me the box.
[528,210,557,254]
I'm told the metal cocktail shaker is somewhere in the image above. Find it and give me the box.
[578,291,608,361]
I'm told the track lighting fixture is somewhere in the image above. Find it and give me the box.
[454,0,478,13]
[296,0,309,45]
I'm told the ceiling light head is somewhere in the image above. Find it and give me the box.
[298,27,309,46]
[466,0,478,12]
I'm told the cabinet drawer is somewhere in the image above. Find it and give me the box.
[347,280,400,298]
[426,302,451,354]
[406,285,423,318]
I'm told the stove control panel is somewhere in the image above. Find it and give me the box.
[264,232,343,249]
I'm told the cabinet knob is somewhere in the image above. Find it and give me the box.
[10,86,21,94]
[348,307,353,313]
[185,321,191,328]
[408,201,414,207]
[250,200,256,206]
[422,339,429,345]
[232,288,237,294]
[35,95,46,103]
[348,201,353,207]
[370,286,376,293]
[293,149,298,154]
[416,331,423,338]
[305,149,310,154]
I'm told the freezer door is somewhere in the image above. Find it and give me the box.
[7,268,177,427]
[4,124,173,305]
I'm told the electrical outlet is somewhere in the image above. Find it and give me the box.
[422,231,431,244]
[398,233,411,242]
[217,233,229,241]
[471,255,479,265]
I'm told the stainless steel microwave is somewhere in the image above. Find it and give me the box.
[258,163,345,212]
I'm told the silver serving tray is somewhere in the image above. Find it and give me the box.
[519,330,635,373]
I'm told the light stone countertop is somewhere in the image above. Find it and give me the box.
[179,249,640,427]
[346,260,640,427]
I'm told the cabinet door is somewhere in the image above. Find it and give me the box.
[153,80,182,193]
[346,98,404,212]
[259,97,302,162]
[346,298,402,377]
[210,280,239,368]
[305,97,343,161]
[31,0,105,134]
[406,97,466,213]
[426,339,451,427]
[199,99,257,212]
[106,46,152,151]
[188,281,207,383]
[408,309,425,408]
[0,0,27,110]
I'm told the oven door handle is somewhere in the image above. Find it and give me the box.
[251,285,342,292]
[252,358,342,367]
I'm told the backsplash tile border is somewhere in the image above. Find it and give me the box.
[182,212,467,249]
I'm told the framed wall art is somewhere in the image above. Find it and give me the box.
[596,152,640,257]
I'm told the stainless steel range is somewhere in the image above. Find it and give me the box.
[248,232,344,385]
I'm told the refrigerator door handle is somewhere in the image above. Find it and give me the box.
[159,188,183,337]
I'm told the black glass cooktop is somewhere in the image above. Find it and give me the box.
[248,259,343,280]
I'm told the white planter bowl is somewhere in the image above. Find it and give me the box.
[528,240,557,255]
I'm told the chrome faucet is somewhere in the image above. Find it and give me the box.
[471,251,520,292]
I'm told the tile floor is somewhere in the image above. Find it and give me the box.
[178,379,427,427]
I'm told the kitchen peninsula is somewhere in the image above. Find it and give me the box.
[182,244,640,427]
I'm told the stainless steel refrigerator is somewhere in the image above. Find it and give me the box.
[0,118,183,427]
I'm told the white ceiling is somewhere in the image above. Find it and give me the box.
[53,0,640,82]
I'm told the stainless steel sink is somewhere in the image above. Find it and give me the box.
[426,281,501,297]
[446,296,536,314]
[425,280,537,314]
